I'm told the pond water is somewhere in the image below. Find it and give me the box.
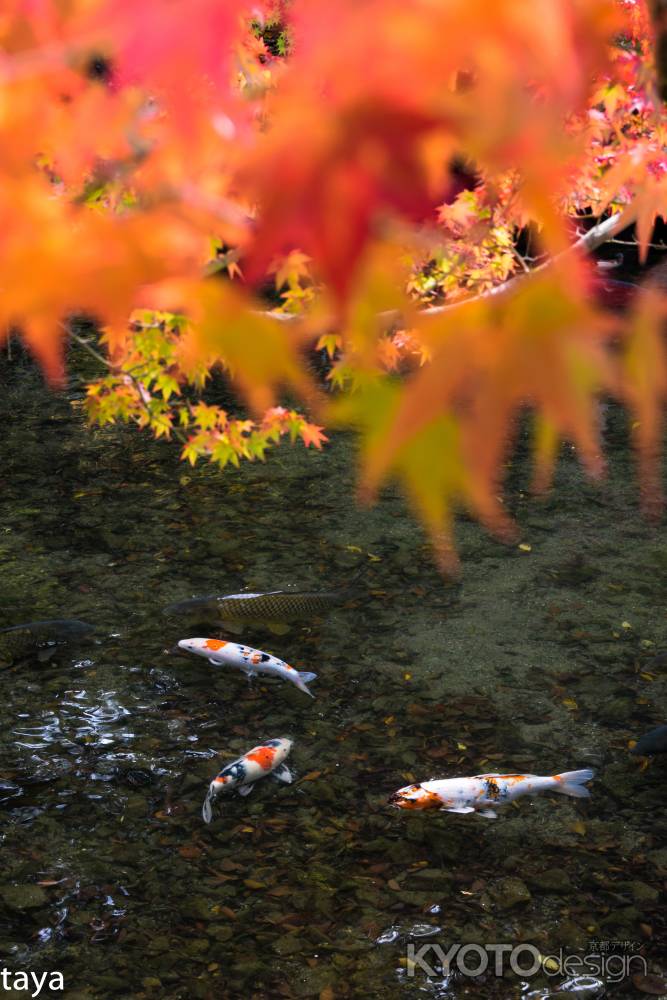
[0,345,665,1000]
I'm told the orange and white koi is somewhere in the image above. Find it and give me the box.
[389,769,595,819]
[177,637,317,697]
[202,737,293,823]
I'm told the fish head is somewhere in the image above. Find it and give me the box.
[58,620,96,638]
[165,597,218,617]
[211,773,235,795]
[267,737,293,764]
[177,638,206,657]
[388,783,443,811]
[178,637,228,658]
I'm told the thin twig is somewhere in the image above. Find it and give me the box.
[609,237,667,250]
[61,322,112,368]
[511,247,531,273]
[61,321,188,444]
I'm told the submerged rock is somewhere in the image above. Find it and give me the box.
[409,867,453,889]
[528,868,572,893]
[272,934,304,956]
[1,884,48,912]
[489,877,531,909]
[294,968,338,997]
[623,880,660,905]
[647,848,667,872]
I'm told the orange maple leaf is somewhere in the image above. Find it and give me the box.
[299,422,328,449]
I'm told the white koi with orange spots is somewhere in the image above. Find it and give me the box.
[202,737,293,823]
[177,637,317,697]
[389,769,595,818]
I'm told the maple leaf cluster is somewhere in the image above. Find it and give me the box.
[1,0,667,567]
[82,309,327,463]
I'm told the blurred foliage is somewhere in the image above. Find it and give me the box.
[0,0,666,565]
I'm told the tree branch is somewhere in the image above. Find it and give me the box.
[61,322,113,368]
[261,208,637,332]
[61,321,188,444]
[421,206,637,316]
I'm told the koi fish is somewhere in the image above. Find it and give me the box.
[166,588,342,623]
[631,724,667,756]
[177,637,317,697]
[0,619,95,667]
[389,769,595,819]
[165,567,367,634]
[202,737,293,823]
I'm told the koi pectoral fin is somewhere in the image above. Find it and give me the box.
[219,621,245,635]
[237,783,255,797]
[202,792,214,824]
[478,809,498,819]
[267,623,291,636]
[445,807,476,814]
[37,646,59,663]
[272,764,294,785]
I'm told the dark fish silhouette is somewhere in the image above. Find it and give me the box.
[631,724,667,757]
[592,276,638,311]
[0,619,95,666]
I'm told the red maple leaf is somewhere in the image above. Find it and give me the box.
[242,103,453,302]
[81,0,247,129]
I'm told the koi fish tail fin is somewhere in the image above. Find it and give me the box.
[295,671,316,698]
[552,769,595,797]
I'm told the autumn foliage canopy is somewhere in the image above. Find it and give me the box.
[1,0,666,566]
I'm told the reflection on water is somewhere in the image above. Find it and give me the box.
[0,357,664,998]
[13,691,132,748]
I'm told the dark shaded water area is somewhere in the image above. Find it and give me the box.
[0,345,665,1000]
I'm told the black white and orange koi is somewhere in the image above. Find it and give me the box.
[202,737,293,823]
[177,637,317,697]
[389,769,595,819]
[631,724,667,757]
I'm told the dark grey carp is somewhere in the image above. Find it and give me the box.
[0,619,95,666]
[631,724,667,756]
